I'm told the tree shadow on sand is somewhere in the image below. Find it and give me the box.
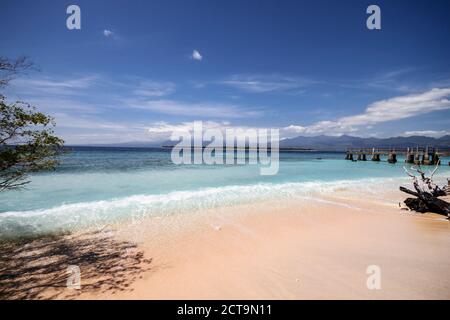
[0,230,152,299]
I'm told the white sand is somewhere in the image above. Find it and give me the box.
[71,193,450,300]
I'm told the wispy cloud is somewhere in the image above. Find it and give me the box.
[401,130,450,138]
[53,113,131,130]
[220,74,317,93]
[57,86,450,144]
[10,74,178,100]
[10,75,100,96]
[8,72,264,131]
[191,50,203,61]
[147,120,271,141]
[283,87,450,136]
[9,70,450,144]
[147,121,230,144]
[51,113,154,145]
[123,99,263,118]
[133,81,175,97]
[22,97,103,114]
[334,68,450,94]
[363,68,417,92]
[147,120,228,134]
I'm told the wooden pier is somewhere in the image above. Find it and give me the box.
[345,147,450,165]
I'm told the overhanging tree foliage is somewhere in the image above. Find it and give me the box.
[0,57,64,191]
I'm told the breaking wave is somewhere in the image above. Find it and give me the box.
[0,177,406,238]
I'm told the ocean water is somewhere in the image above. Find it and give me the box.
[0,147,449,238]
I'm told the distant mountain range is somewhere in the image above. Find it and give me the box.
[279,135,450,151]
[83,134,450,151]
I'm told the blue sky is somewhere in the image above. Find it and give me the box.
[1,0,450,144]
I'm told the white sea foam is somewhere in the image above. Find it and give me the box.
[0,176,411,238]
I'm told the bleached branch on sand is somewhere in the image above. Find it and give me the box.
[400,165,449,218]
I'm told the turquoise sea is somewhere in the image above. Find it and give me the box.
[0,147,449,238]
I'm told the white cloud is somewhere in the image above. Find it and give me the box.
[133,81,175,97]
[21,97,102,114]
[103,29,114,37]
[147,121,226,133]
[345,88,450,124]
[337,68,417,93]
[221,74,317,93]
[51,113,155,145]
[192,50,203,61]
[283,88,450,136]
[10,75,177,101]
[10,70,450,145]
[401,130,450,138]
[123,99,262,118]
[34,76,96,89]
[11,75,99,95]
[58,83,450,144]
[282,125,308,136]
[53,113,130,130]
[146,121,270,142]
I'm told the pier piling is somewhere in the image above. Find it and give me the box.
[433,152,441,165]
[414,153,421,165]
[388,152,397,164]
[405,148,414,164]
[371,148,380,161]
[346,147,449,165]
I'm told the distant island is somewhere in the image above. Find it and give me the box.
[161,145,317,152]
[78,134,450,151]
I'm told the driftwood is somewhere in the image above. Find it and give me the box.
[400,165,450,217]
[444,179,450,196]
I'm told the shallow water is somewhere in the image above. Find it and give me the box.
[0,147,449,238]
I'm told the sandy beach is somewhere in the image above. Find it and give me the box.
[2,0,450,306]
[3,188,447,300]
[115,197,450,300]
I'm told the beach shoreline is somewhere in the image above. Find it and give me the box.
[4,189,446,300]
